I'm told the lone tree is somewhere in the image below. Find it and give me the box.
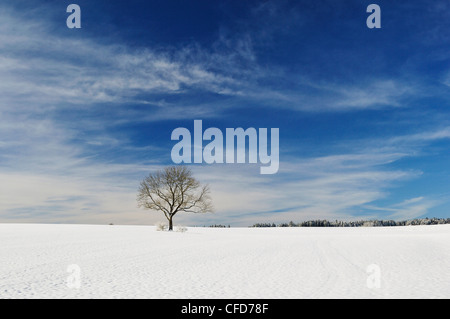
[137,166,213,231]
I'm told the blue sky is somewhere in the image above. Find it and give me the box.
[0,0,449,226]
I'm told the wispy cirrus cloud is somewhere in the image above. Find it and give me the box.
[0,120,443,226]
[182,124,450,226]
[0,2,427,117]
[362,196,439,221]
[177,150,426,226]
[388,127,450,144]
[0,1,449,226]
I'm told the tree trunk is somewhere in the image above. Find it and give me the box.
[168,217,173,231]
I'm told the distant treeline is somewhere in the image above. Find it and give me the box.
[252,218,450,228]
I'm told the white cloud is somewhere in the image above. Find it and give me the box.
[0,4,422,117]
[388,127,450,144]
[0,10,249,112]
[0,3,445,226]
[174,151,423,226]
[362,196,438,221]
[332,80,413,109]
[0,143,426,226]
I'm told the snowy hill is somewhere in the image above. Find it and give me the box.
[1,223,449,299]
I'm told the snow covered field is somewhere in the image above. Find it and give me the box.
[0,223,449,299]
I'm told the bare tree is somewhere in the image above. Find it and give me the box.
[137,166,213,231]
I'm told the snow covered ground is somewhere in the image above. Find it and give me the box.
[0,223,449,299]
